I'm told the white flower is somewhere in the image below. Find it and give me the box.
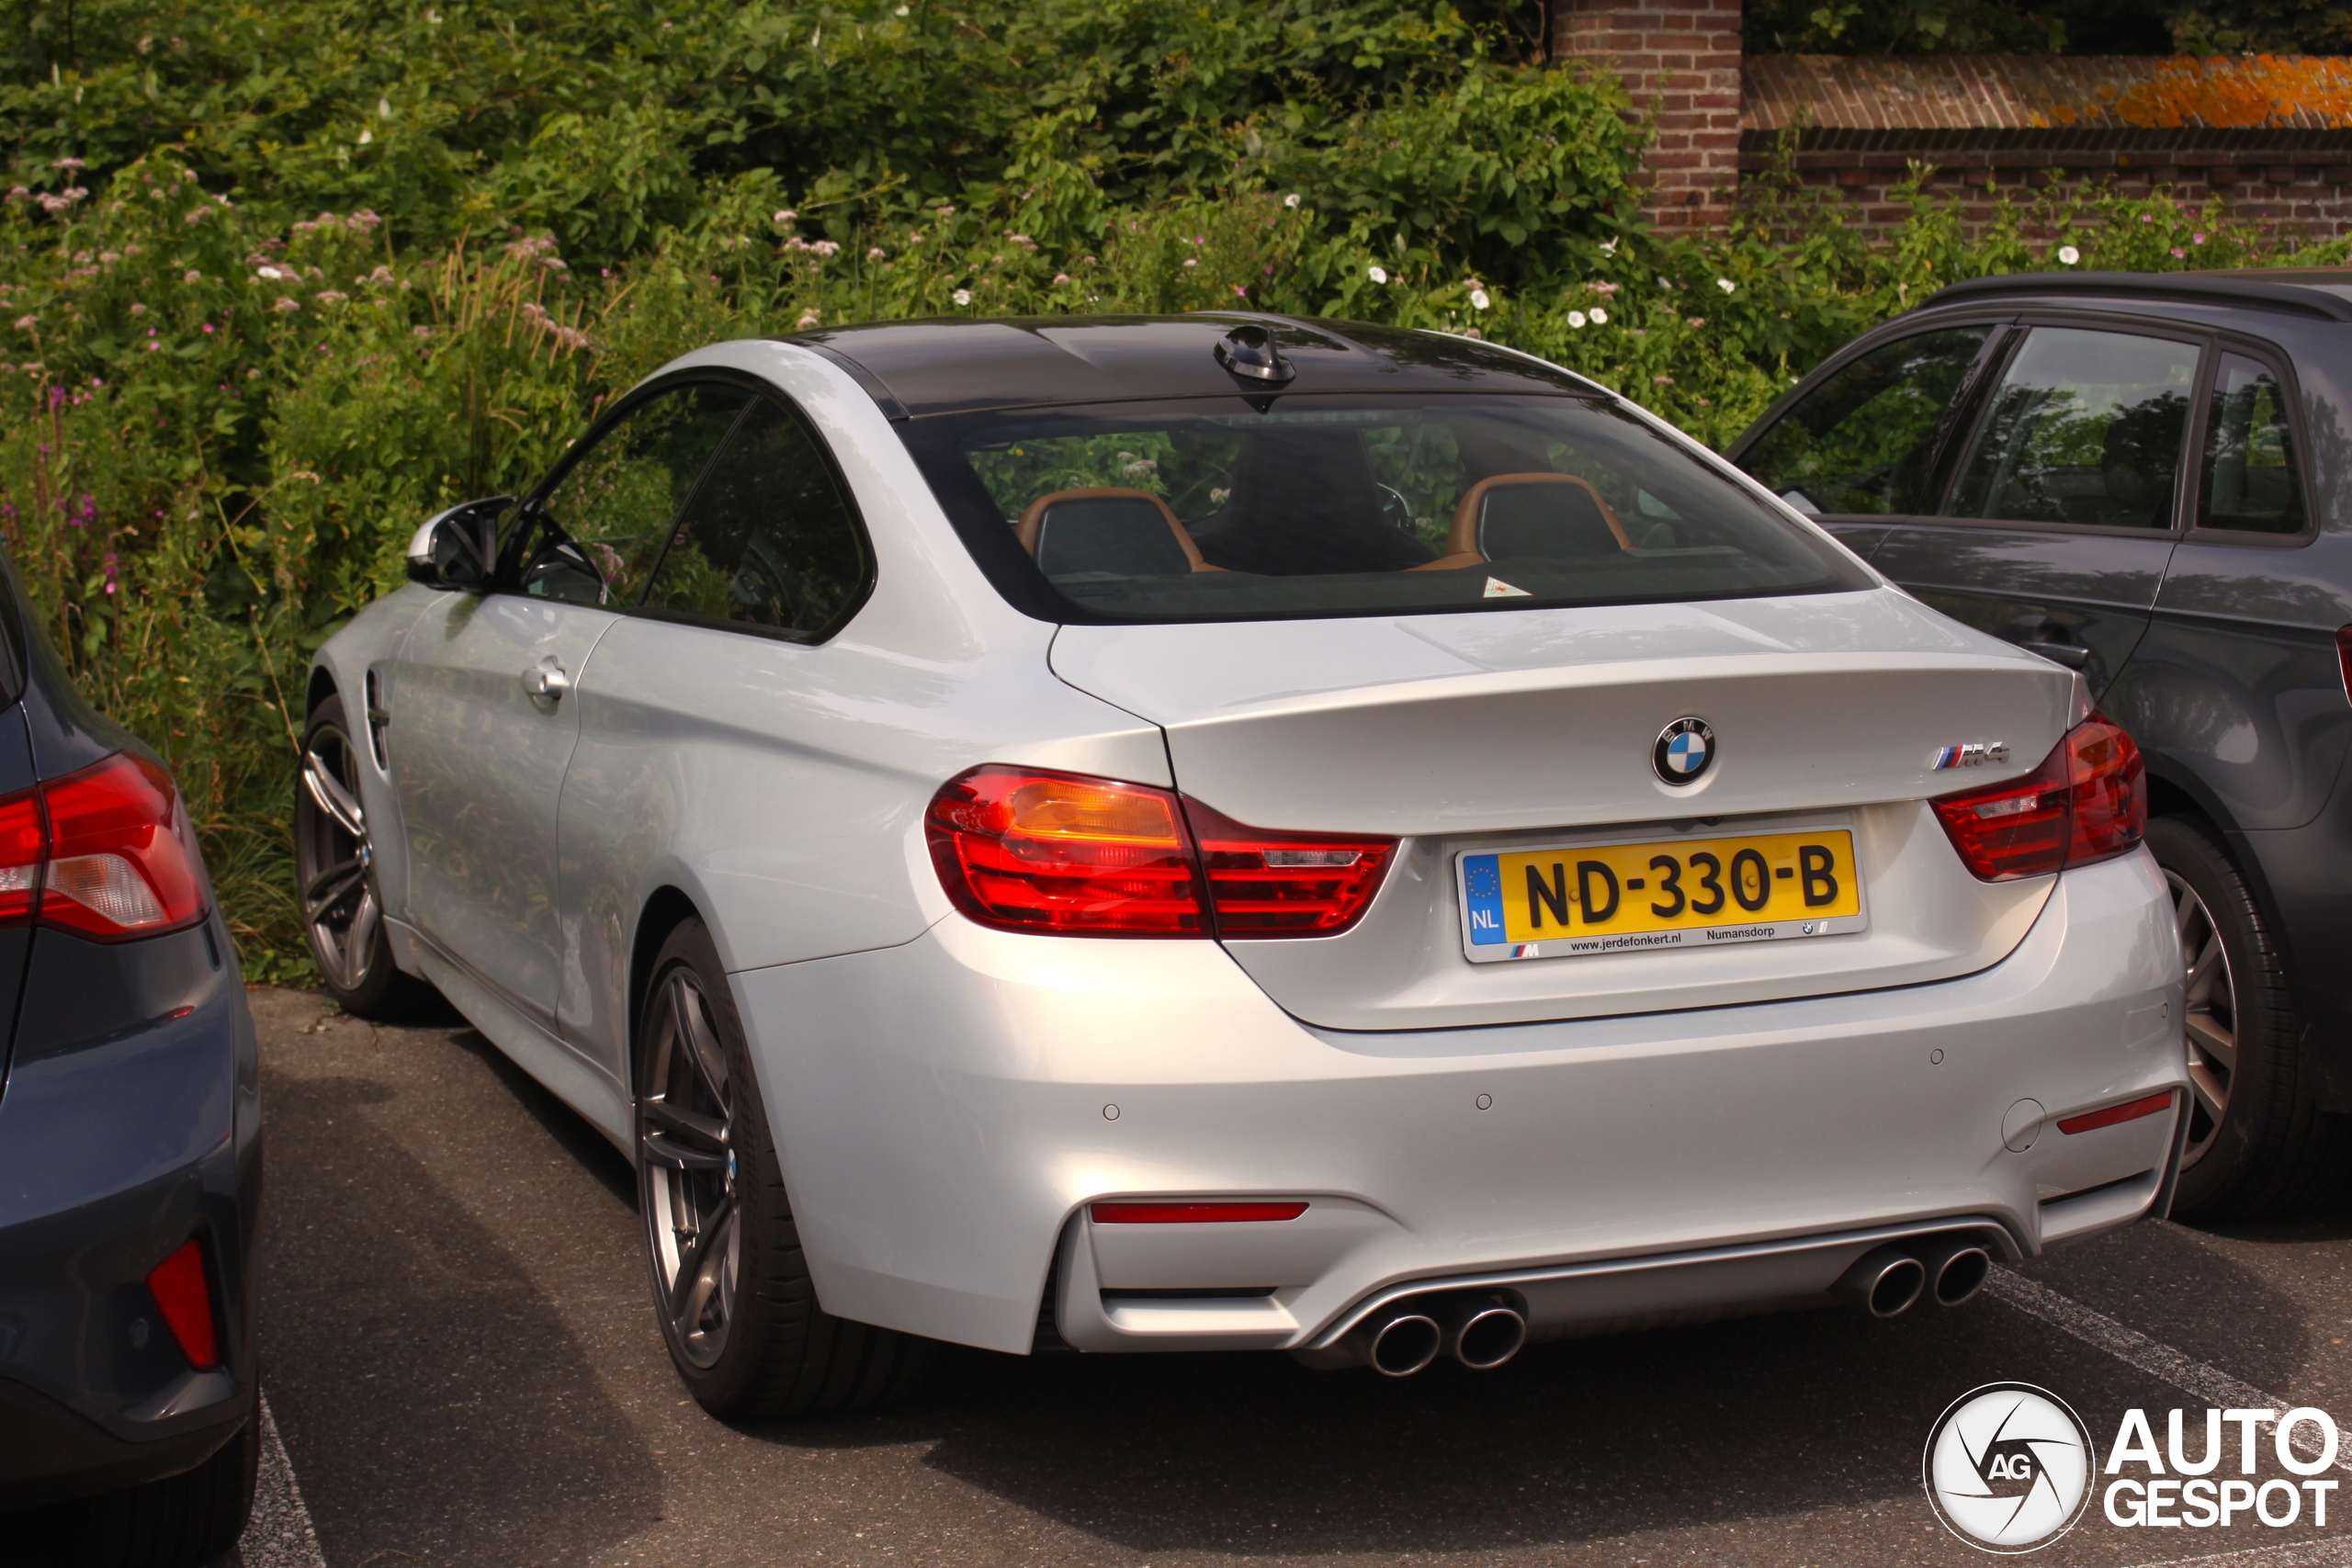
[1052,272,1071,285]
[774,209,797,224]
[357,129,372,145]
[1589,306,1609,324]
[255,265,285,280]
[1600,239,1618,256]
[2057,244,2081,265]
[1469,288,1490,310]
[952,288,972,306]
[866,247,886,260]
[895,3,909,12]
[1567,310,1588,329]
[1182,257,1197,267]
[809,240,840,257]
[1283,193,1301,209]
[1367,265,1388,285]
[796,311,820,329]
[1716,277,1736,294]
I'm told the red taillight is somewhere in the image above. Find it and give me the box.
[925,766,1395,938]
[2337,626,2352,707]
[40,752,204,939]
[145,1237,220,1370]
[926,766,1206,935]
[1091,1201,1309,1224]
[0,752,204,940]
[1182,799,1395,937]
[0,787,41,925]
[1930,714,2146,882]
[2056,1090,2176,1135]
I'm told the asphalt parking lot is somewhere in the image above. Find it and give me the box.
[242,986,2352,1568]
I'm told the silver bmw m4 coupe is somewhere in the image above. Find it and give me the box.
[301,315,2188,1415]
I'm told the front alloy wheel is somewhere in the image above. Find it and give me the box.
[294,693,426,1018]
[639,967,741,1370]
[296,719,379,993]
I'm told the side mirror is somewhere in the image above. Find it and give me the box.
[405,496,514,592]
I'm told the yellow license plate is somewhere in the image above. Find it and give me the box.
[1457,826,1866,963]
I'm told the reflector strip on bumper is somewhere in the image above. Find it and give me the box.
[1091,1201,1308,1224]
[2056,1091,2175,1136]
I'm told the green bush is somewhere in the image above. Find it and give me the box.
[0,1,2339,976]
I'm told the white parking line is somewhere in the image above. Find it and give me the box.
[239,1393,327,1568]
[2124,1543,2352,1568]
[1986,1268,2351,1473]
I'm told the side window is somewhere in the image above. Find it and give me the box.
[1946,328,2199,530]
[1736,327,1995,515]
[641,397,874,638]
[2198,352,2305,536]
[518,384,750,605]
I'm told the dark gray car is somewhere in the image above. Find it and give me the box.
[1727,269,2352,1219]
[0,545,261,1565]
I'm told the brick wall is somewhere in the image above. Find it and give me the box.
[1742,55,2352,240]
[1555,0,1744,231]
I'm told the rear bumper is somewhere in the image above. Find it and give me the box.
[0,917,258,1507]
[734,849,2185,1357]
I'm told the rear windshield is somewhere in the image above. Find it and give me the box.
[899,395,1870,623]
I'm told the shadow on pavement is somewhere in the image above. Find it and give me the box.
[256,1066,659,1566]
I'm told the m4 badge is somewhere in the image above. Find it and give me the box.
[1932,741,2009,770]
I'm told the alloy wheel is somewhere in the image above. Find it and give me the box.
[295,723,379,992]
[640,969,741,1370]
[2168,868,2238,1168]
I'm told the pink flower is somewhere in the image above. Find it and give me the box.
[1231,285,1249,298]
[2192,231,2207,245]
[2171,248,2187,259]
[200,322,215,333]
[2140,212,2155,223]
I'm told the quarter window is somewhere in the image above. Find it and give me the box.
[2198,353,2305,535]
[1945,328,2199,530]
[521,384,749,605]
[1736,327,1995,515]
[641,397,873,638]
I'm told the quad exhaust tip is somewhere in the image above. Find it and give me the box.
[1356,1292,1528,1376]
[1923,1239,1992,1307]
[1364,1306,1442,1377]
[1835,1235,1995,1319]
[1348,1232,1993,1371]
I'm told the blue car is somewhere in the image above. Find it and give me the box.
[0,547,260,1565]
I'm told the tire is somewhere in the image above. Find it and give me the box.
[634,917,935,1418]
[294,694,434,1019]
[2152,816,2352,1220]
[12,1418,257,1567]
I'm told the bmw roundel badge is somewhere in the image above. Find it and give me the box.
[1653,716,1714,785]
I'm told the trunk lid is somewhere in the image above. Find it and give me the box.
[1050,589,2083,1030]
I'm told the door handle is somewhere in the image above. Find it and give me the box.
[2018,639,2092,671]
[523,656,571,708]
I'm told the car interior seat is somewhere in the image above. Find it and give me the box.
[1413,473,1634,570]
[1016,488,1216,577]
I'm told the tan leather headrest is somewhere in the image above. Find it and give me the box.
[1014,487,1213,571]
[1408,472,1630,571]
